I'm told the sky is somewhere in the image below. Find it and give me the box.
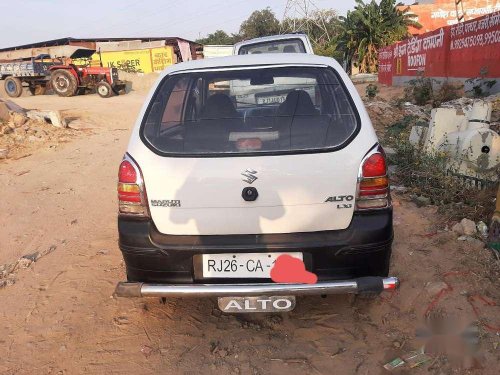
[0,0,414,49]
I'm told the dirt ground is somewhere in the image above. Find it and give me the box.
[0,86,499,375]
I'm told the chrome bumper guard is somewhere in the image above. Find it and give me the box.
[114,277,400,298]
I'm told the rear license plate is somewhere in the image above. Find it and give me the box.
[202,252,302,278]
[218,296,296,313]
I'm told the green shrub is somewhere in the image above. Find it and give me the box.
[365,83,378,100]
[404,75,434,106]
[404,74,464,107]
[385,115,426,140]
[432,82,461,107]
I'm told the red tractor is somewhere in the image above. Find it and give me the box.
[0,49,126,98]
[49,64,125,98]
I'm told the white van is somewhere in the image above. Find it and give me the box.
[114,54,398,313]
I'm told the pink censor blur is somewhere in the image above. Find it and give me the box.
[270,254,318,284]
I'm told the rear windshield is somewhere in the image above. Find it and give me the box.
[238,39,306,55]
[141,66,359,156]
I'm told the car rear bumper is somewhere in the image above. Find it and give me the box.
[114,276,399,297]
[117,209,394,286]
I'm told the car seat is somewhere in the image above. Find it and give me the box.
[283,45,297,53]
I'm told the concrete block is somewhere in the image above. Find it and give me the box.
[425,108,464,152]
[409,125,428,146]
[26,110,67,128]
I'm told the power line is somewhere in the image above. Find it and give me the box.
[281,0,331,44]
[129,0,247,38]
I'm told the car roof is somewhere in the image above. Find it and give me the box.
[233,33,308,47]
[160,53,342,77]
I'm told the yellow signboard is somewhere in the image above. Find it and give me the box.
[151,47,175,72]
[75,46,175,74]
[101,48,153,73]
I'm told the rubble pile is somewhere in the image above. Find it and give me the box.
[364,99,429,135]
[365,93,499,137]
[0,99,76,160]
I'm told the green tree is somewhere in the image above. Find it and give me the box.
[196,30,238,45]
[281,9,342,61]
[239,8,281,40]
[337,0,421,73]
[380,0,422,44]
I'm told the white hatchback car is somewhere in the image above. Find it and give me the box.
[114,54,399,313]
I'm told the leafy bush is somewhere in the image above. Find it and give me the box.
[365,83,379,100]
[404,75,464,107]
[404,75,434,106]
[432,82,461,107]
[385,115,425,140]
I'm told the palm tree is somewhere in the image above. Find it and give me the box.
[336,12,359,74]
[353,0,385,73]
[337,0,421,73]
[380,0,422,44]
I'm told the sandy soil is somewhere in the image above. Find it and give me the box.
[0,89,498,375]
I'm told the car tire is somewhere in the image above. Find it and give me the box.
[4,77,23,98]
[51,70,78,97]
[96,81,113,98]
[29,84,47,96]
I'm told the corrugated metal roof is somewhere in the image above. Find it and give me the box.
[0,37,202,52]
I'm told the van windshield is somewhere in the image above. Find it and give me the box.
[141,66,359,156]
[238,39,306,54]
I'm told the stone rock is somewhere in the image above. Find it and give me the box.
[0,148,8,159]
[476,221,488,238]
[458,235,484,250]
[0,101,10,122]
[391,185,408,193]
[460,218,477,236]
[1,125,13,135]
[384,146,396,156]
[26,110,67,128]
[425,281,448,295]
[414,195,431,207]
[22,252,40,262]
[17,258,33,269]
[0,278,15,288]
[452,222,464,235]
[11,112,27,127]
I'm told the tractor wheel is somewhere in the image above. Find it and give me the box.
[29,84,47,96]
[4,77,23,98]
[96,81,113,98]
[51,70,77,97]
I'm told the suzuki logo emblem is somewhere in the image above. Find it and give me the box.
[241,169,258,184]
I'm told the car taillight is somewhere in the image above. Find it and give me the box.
[356,146,390,210]
[118,155,149,217]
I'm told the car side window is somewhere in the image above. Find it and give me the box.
[160,76,190,131]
